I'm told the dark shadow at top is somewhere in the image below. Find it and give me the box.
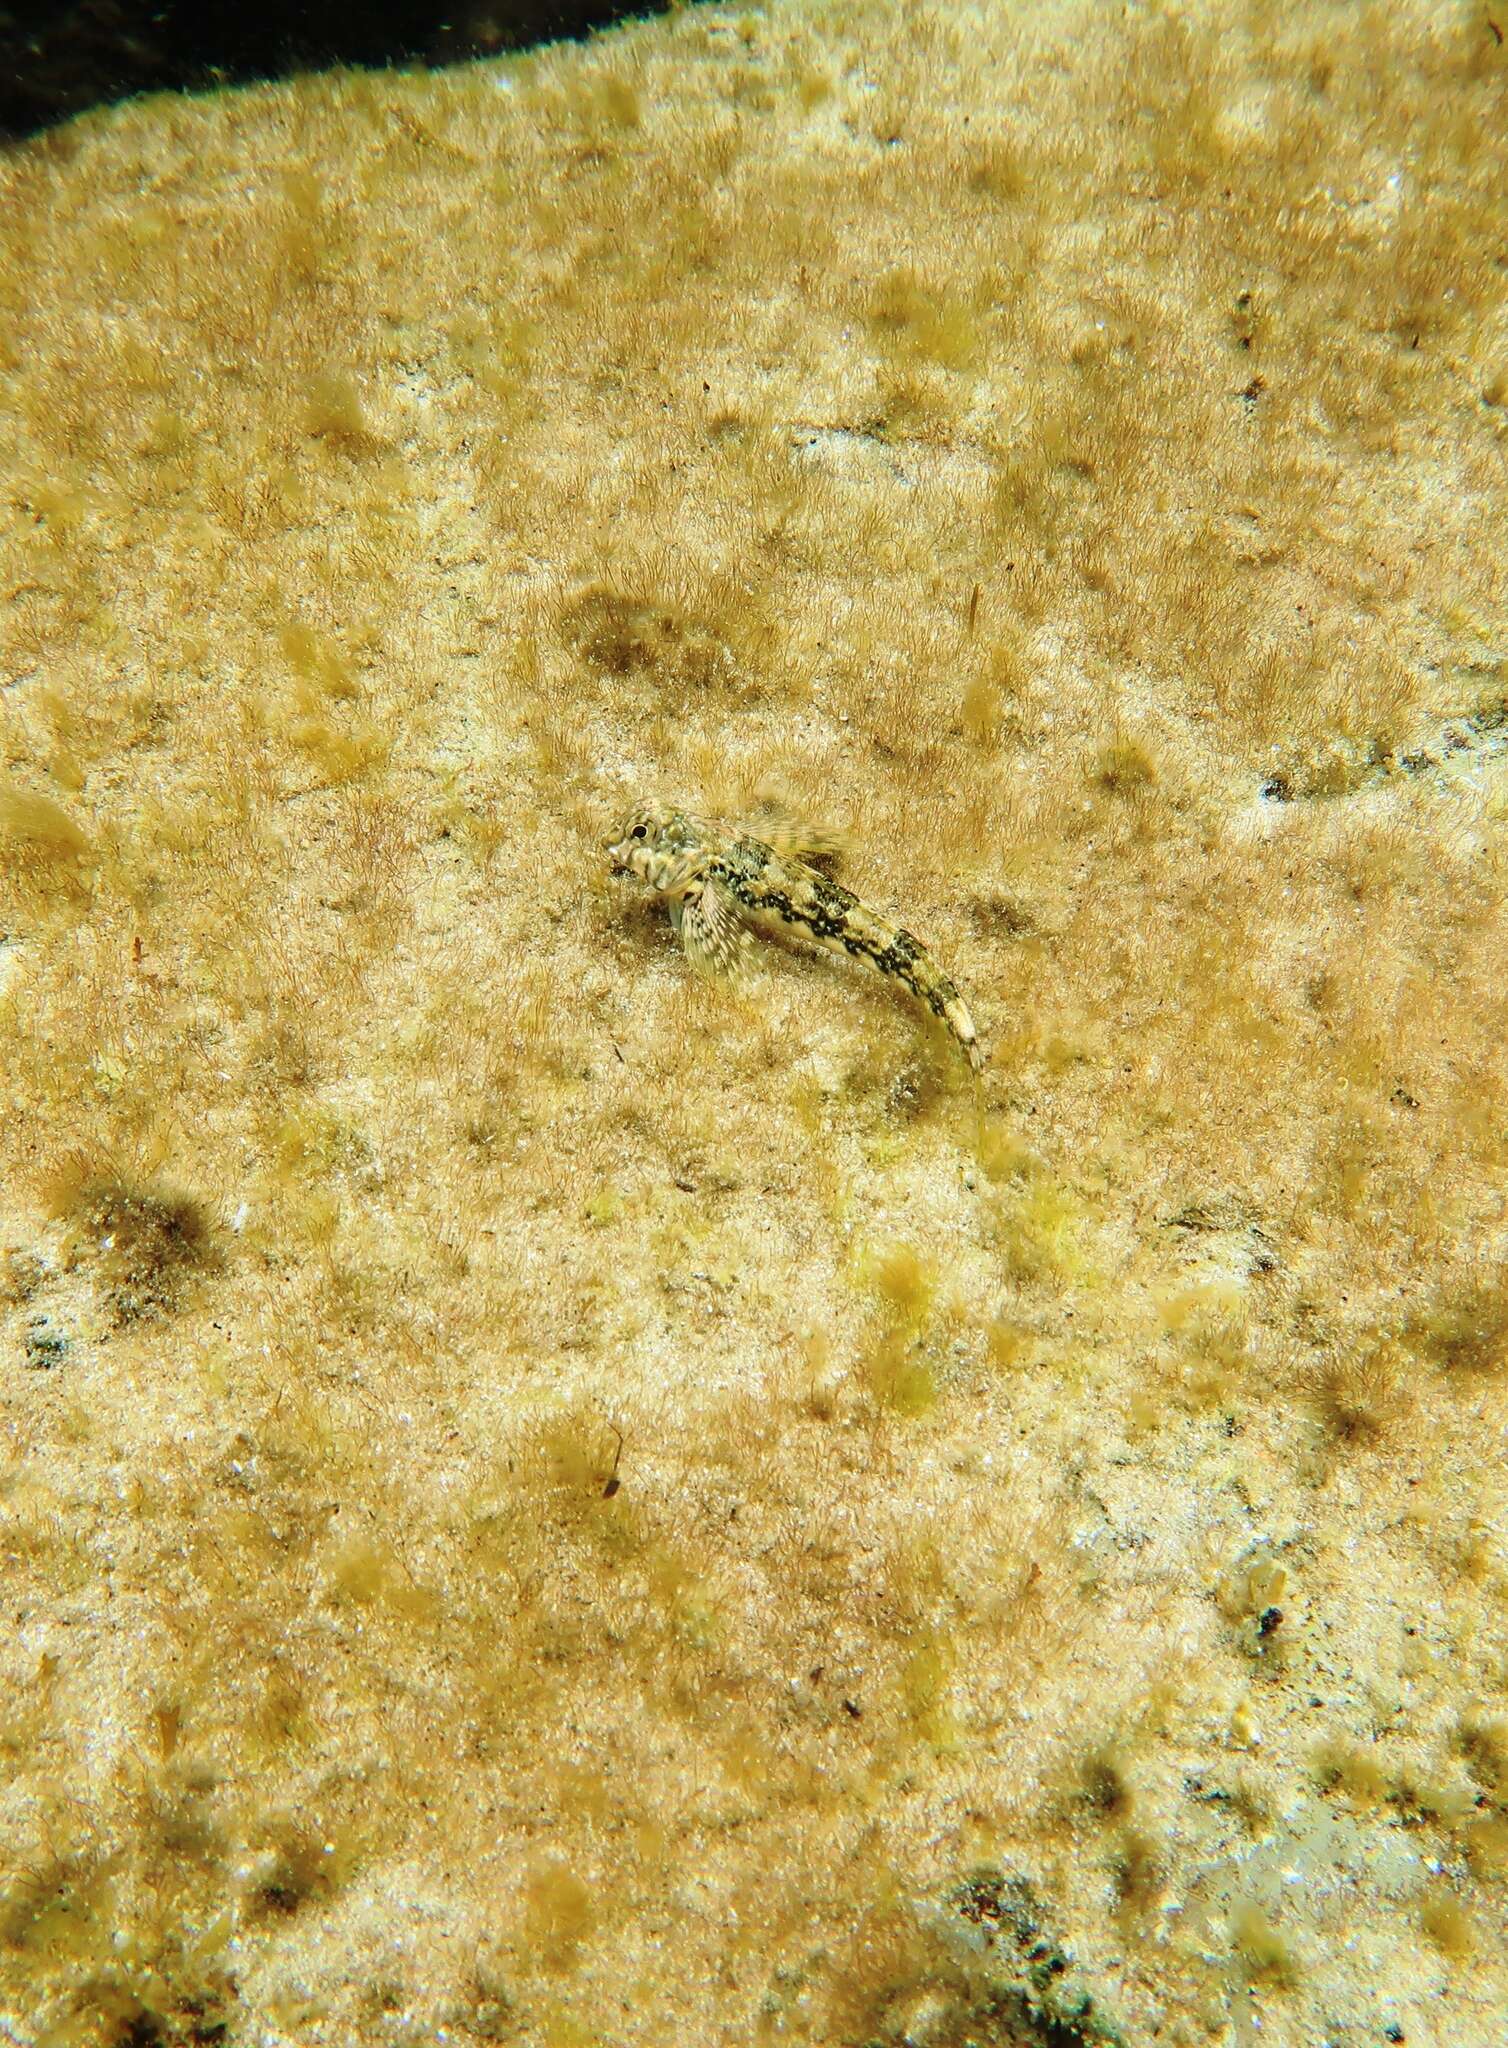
[0,0,674,141]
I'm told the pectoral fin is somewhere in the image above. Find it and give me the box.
[676,881,751,980]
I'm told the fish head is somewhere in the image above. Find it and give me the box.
[606,800,708,894]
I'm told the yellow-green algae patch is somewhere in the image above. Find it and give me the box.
[2,1,1507,2042]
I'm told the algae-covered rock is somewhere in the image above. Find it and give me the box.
[1,1,1505,2041]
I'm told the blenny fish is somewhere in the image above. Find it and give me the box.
[607,800,982,1071]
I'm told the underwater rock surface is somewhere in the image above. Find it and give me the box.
[1,1,1505,2041]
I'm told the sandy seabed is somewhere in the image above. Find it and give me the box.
[2,2,1507,2042]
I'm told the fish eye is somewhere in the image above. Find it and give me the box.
[630,824,647,840]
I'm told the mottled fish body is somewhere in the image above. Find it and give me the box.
[608,800,981,1072]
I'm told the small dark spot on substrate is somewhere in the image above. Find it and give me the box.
[1083,1756,1129,1815]
[2,1247,45,1302]
[969,891,1035,938]
[936,1873,1128,2044]
[1257,1606,1283,1638]
[1260,772,1293,802]
[886,1061,945,1121]
[23,1317,67,1368]
[69,1177,215,1323]
[953,1866,1019,1930]
[115,2016,167,2048]
[178,1999,231,2048]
